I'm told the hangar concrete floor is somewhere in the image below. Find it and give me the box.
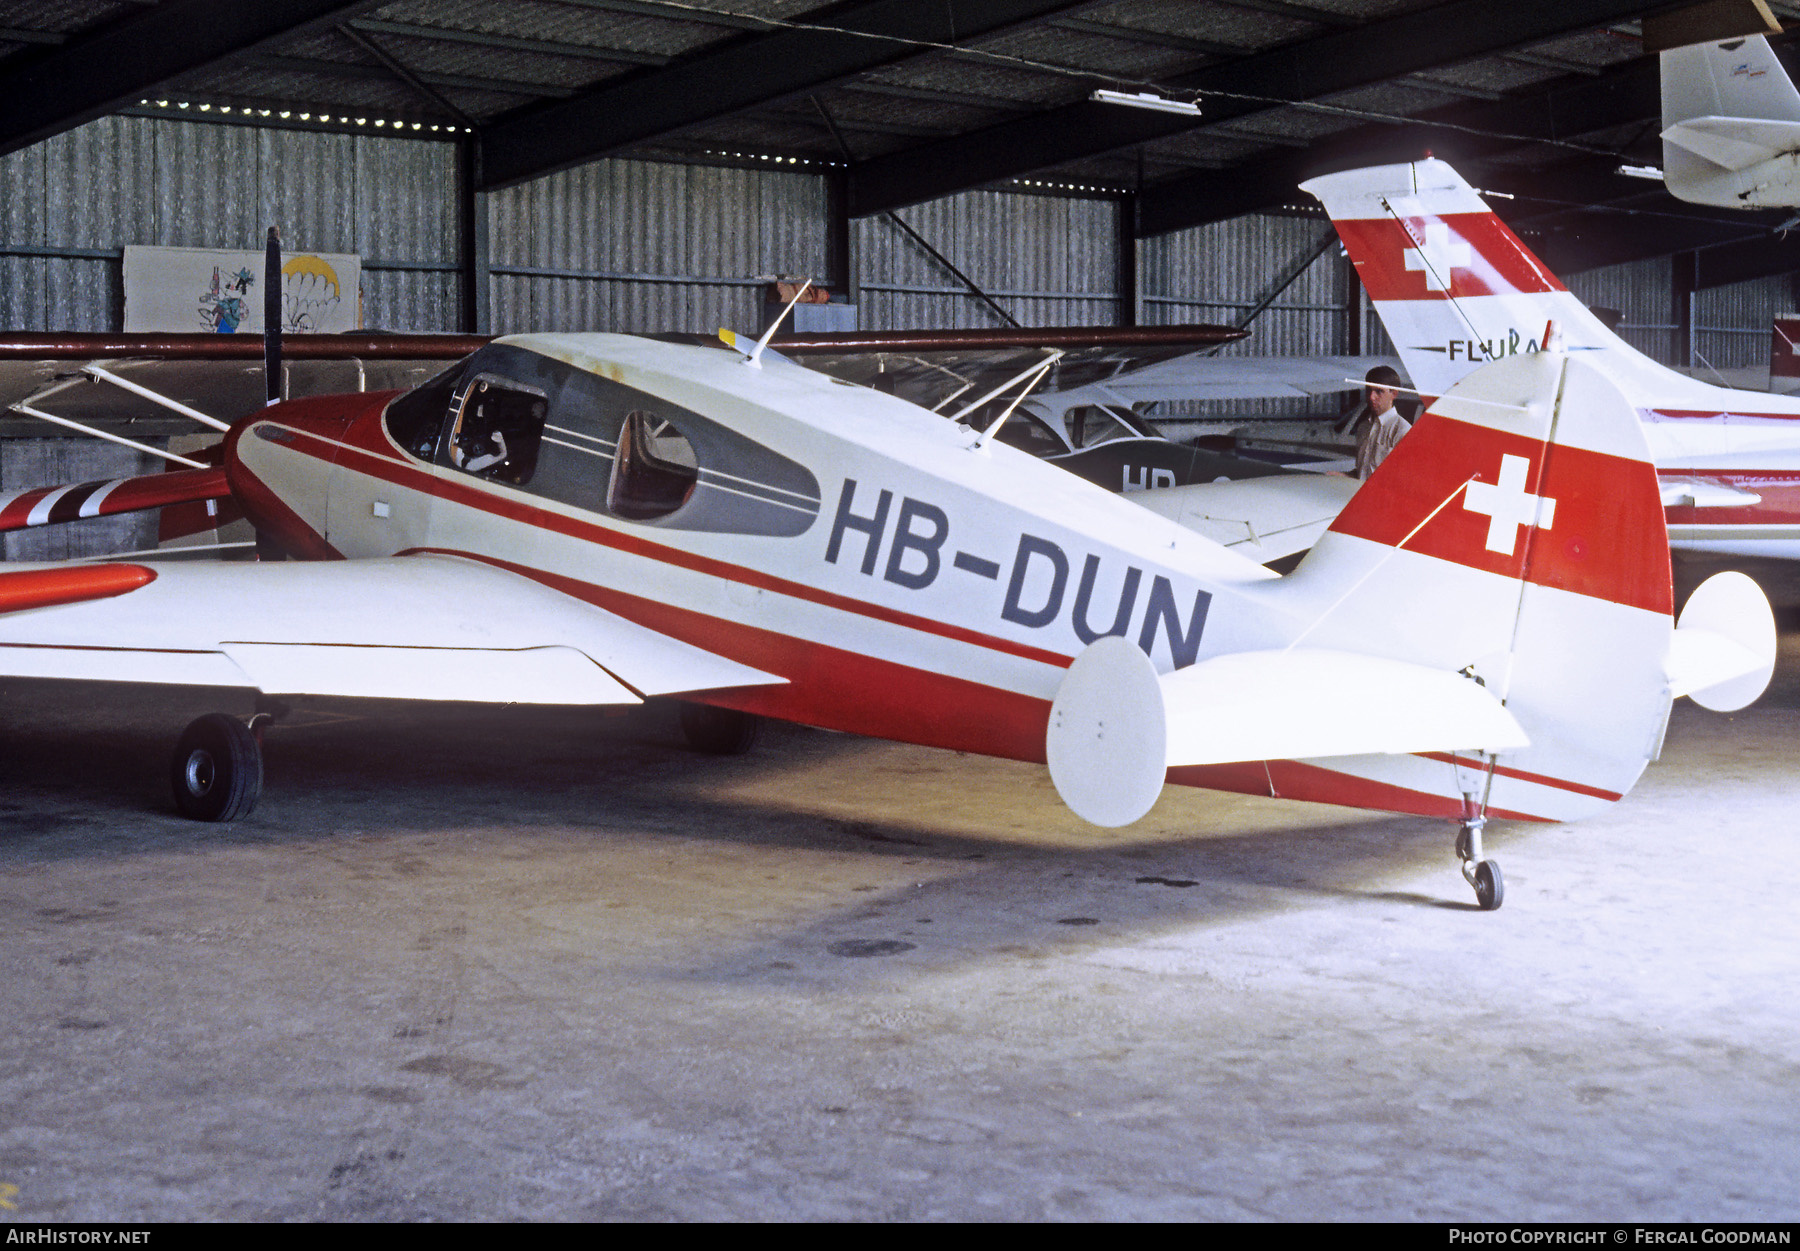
[2,636,1798,1221]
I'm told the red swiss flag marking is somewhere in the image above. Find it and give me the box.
[1336,212,1565,303]
[1330,414,1671,616]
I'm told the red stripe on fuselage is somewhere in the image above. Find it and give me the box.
[296,414,1079,671]
[1331,413,1672,615]
[1336,212,1565,303]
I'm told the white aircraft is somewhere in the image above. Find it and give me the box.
[1302,156,1800,560]
[1660,33,1800,210]
[0,304,1773,909]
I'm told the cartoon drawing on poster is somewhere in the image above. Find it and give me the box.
[125,244,360,334]
[280,254,344,332]
[199,265,256,333]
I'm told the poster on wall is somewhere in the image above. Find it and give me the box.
[123,244,361,334]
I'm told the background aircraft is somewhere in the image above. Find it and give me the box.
[1302,157,1800,562]
[1660,33,1800,210]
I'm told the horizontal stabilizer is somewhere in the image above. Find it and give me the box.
[1047,636,1526,827]
[1667,571,1776,711]
[1661,116,1800,170]
[1159,647,1528,765]
[1660,478,1762,508]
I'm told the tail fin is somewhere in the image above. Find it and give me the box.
[1260,341,1680,822]
[1300,159,1695,405]
[1660,35,1800,207]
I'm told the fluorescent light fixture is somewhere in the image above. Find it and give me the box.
[1618,163,1666,182]
[1090,89,1200,117]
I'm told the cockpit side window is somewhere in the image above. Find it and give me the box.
[608,410,698,520]
[444,373,548,486]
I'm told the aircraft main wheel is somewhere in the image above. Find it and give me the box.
[170,713,263,822]
[1473,859,1504,911]
[680,703,761,755]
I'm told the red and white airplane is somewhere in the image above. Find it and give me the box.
[1304,157,1800,560]
[0,303,1774,909]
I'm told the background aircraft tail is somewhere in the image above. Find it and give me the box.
[1661,33,1800,207]
[1300,159,1706,406]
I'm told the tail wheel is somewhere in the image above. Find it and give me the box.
[1473,859,1504,911]
[679,703,761,755]
[170,713,263,822]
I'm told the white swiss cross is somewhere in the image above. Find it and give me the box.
[1463,454,1556,556]
[1403,222,1472,292]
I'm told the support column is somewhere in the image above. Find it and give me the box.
[1673,250,1696,369]
[826,168,858,307]
[458,136,491,336]
[1117,193,1139,327]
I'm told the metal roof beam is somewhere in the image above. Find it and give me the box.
[1134,52,1662,235]
[0,0,383,158]
[847,0,1666,218]
[477,0,1102,190]
[257,54,579,101]
[347,18,669,64]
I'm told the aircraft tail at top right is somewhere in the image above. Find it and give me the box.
[1660,33,1800,210]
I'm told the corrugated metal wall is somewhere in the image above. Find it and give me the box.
[0,114,461,333]
[1564,256,1678,366]
[1143,213,1355,418]
[855,190,1119,330]
[0,114,460,557]
[1694,272,1799,371]
[486,159,829,336]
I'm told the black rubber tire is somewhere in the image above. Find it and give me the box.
[679,703,761,755]
[1474,859,1504,911]
[170,713,263,822]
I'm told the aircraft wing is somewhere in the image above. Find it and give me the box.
[1028,353,1403,414]
[0,553,784,704]
[1125,473,1361,564]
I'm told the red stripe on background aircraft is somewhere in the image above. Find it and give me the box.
[0,301,1774,908]
[1304,157,1800,559]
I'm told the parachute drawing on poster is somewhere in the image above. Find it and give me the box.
[124,244,360,334]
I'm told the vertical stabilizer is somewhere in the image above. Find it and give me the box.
[1232,344,1679,822]
[1301,159,1714,406]
[1660,35,1800,207]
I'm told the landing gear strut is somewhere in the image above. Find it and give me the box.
[1456,813,1504,911]
[169,712,263,821]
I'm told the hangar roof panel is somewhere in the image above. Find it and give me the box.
[0,0,1785,275]
[1078,0,1320,48]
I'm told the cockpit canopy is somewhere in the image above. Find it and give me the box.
[385,342,821,537]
